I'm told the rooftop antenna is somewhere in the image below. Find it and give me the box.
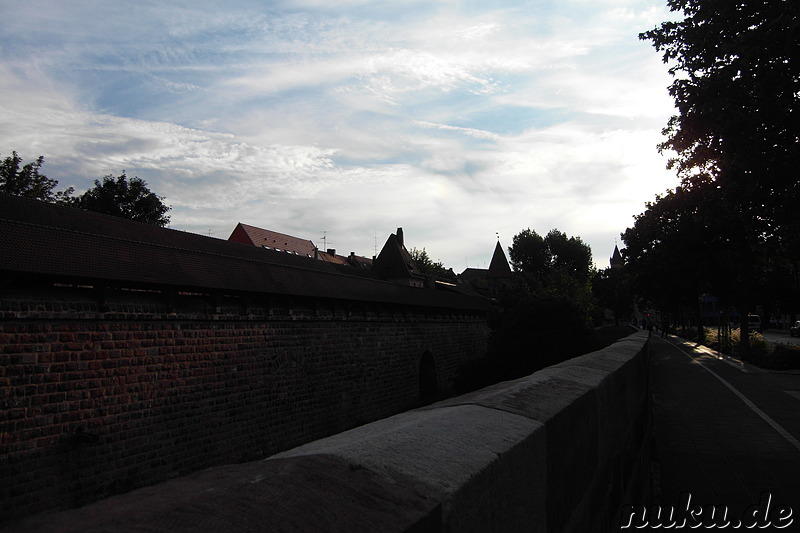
[373,229,378,257]
[320,230,333,251]
[207,229,214,237]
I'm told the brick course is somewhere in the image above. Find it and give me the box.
[0,286,489,521]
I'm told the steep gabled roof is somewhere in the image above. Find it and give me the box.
[229,222,317,257]
[372,229,421,282]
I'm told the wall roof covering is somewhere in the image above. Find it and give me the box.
[0,193,489,312]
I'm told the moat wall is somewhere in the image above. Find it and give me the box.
[0,287,489,521]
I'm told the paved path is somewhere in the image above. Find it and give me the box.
[633,335,800,530]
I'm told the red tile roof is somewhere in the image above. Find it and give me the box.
[229,222,317,257]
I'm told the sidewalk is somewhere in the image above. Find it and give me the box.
[632,335,800,530]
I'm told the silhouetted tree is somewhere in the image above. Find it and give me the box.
[487,289,597,378]
[642,1,798,219]
[479,227,599,379]
[0,151,73,203]
[640,0,798,350]
[76,173,171,226]
[545,229,593,283]
[509,228,593,284]
[592,266,634,327]
[409,247,454,279]
[623,184,720,326]
[508,228,550,277]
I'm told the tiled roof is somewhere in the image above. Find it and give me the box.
[0,193,490,311]
[229,222,317,257]
[317,250,349,265]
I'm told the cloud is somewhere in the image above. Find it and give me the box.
[0,0,679,270]
[414,121,499,141]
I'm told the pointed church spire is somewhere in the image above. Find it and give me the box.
[488,241,512,278]
[610,245,624,269]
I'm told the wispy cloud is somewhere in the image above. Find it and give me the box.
[414,121,500,141]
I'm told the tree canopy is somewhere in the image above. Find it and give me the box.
[75,173,171,227]
[545,229,593,283]
[509,228,593,283]
[0,152,72,203]
[468,226,601,387]
[640,0,799,254]
[509,229,550,277]
[1,152,171,226]
[622,182,742,310]
[630,0,798,344]
[409,247,454,279]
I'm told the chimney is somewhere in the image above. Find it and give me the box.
[327,248,336,256]
[396,227,404,247]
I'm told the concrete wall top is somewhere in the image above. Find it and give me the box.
[270,329,650,532]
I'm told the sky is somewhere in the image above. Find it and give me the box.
[0,0,680,271]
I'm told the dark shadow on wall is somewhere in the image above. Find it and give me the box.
[454,324,636,394]
[418,351,438,403]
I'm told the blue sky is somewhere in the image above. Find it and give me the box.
[0,0,678,270]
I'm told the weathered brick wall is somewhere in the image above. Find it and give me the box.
[0,286,489,521]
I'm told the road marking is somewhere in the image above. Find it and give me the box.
[680,342,766,374]
[786,391,800,402]
[662,338,800,453]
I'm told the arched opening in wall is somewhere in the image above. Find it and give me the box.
[419,351,438,402]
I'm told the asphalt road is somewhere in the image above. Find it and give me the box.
[647,336,800,531]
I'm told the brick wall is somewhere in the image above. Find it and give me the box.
[0,284,489,521]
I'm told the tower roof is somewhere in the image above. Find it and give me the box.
[610,245,624,269]
[488,241,512,278]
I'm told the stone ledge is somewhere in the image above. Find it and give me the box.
[2,455,441,533]
[271,329,650,532]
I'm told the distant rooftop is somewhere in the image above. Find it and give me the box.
[229,222,317,257]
